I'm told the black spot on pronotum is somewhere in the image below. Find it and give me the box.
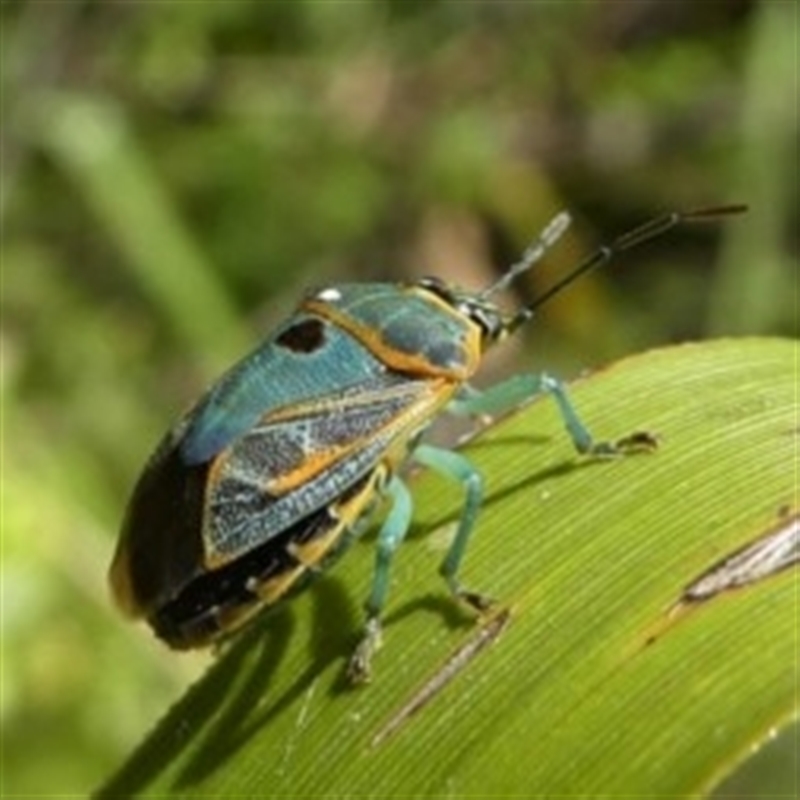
[275,318,326,353]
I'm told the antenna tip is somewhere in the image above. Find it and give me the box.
[543,211,571,244]
[685,203,749,221]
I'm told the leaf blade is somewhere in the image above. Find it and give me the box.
[98,337,798,798]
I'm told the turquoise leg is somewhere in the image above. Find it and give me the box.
[413,443,492,611]
[450,372,656,456]
[348,475,412,684]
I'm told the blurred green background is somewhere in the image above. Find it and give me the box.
[1,0,796,796]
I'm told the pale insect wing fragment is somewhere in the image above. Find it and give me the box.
[683,514,800,601]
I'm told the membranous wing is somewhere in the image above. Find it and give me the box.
[203,371,452,565]
[150,467,384,648]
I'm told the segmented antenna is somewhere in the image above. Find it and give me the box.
[481,211,572,300]
[507,203,748,334]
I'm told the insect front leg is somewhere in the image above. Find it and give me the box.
[450,373,657,456]
[348,474,412,684]
[412,444,492,612]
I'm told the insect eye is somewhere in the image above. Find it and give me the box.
[417,276,447,293]
[417,276,460,307]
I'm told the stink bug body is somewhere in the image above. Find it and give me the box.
[109,205,745,681]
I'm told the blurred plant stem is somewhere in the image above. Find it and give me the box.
[33,93,250,372]
[709,0,796,336]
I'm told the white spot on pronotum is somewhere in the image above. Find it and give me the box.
[316,287,342,302]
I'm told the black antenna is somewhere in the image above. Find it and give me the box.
[507,204,748,334]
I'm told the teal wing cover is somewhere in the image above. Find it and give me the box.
[179,313,390,465]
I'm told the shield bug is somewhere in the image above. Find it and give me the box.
[109,204,746,682]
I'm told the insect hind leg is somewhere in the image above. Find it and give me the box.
[450,372,657,456]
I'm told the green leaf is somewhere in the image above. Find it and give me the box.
[98,337,797,798]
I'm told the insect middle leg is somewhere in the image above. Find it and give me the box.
[449,372,657,456]
[348,473,413,684]
[349,446,490,684]
[412,443,491,612]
